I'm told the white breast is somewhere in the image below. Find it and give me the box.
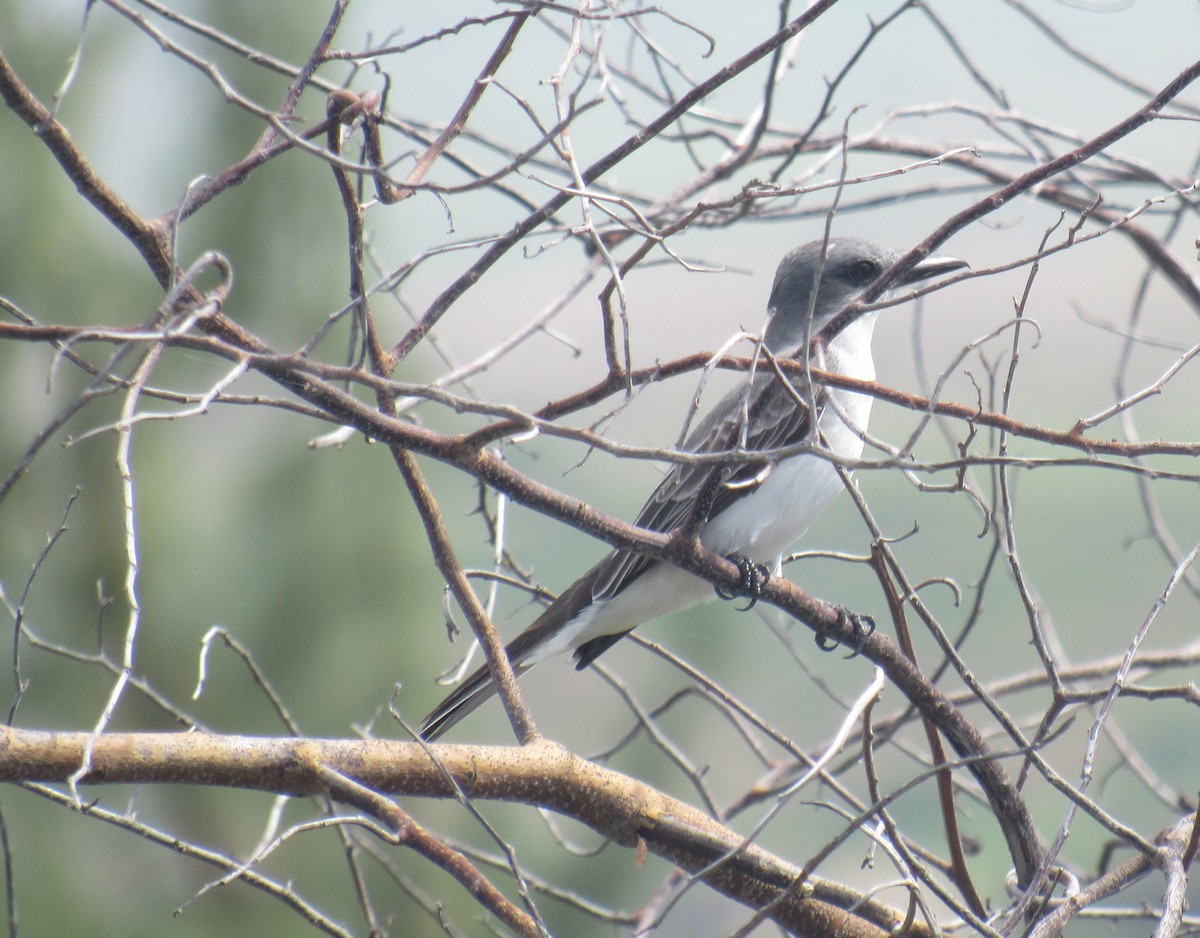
[524,313,881,664]
[698,311,878,561]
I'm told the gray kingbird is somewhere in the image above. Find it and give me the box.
[420,238,966,739]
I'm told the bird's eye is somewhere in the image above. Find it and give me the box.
[848,259,879,285]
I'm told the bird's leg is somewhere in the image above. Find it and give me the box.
[714,554,771,610]
[814,605,876,656]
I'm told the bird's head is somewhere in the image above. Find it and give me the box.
[763,238,966,354]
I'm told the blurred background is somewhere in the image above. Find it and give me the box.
[1,1,1199,935]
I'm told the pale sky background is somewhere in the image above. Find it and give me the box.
[1,2,1199,935]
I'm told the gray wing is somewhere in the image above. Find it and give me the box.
[420,369,826,737]
[590,370,823,603]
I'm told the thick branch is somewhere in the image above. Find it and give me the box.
[0,727,920,938]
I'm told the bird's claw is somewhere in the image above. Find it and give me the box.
[714,553,771,610]
[814,605,875,656]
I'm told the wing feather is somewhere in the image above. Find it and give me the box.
[421,369,826,737]
[591,370,822,602]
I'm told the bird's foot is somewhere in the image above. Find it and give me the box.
[814,605,876,656]
[714,553,771,610]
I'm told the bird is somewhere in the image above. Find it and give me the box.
[419,238,966,739]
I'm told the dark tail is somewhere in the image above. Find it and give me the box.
[418,616,554,740]
[418,564,603,739]
[418,660,504,740]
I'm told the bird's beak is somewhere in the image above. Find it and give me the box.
[900,254,969,285]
